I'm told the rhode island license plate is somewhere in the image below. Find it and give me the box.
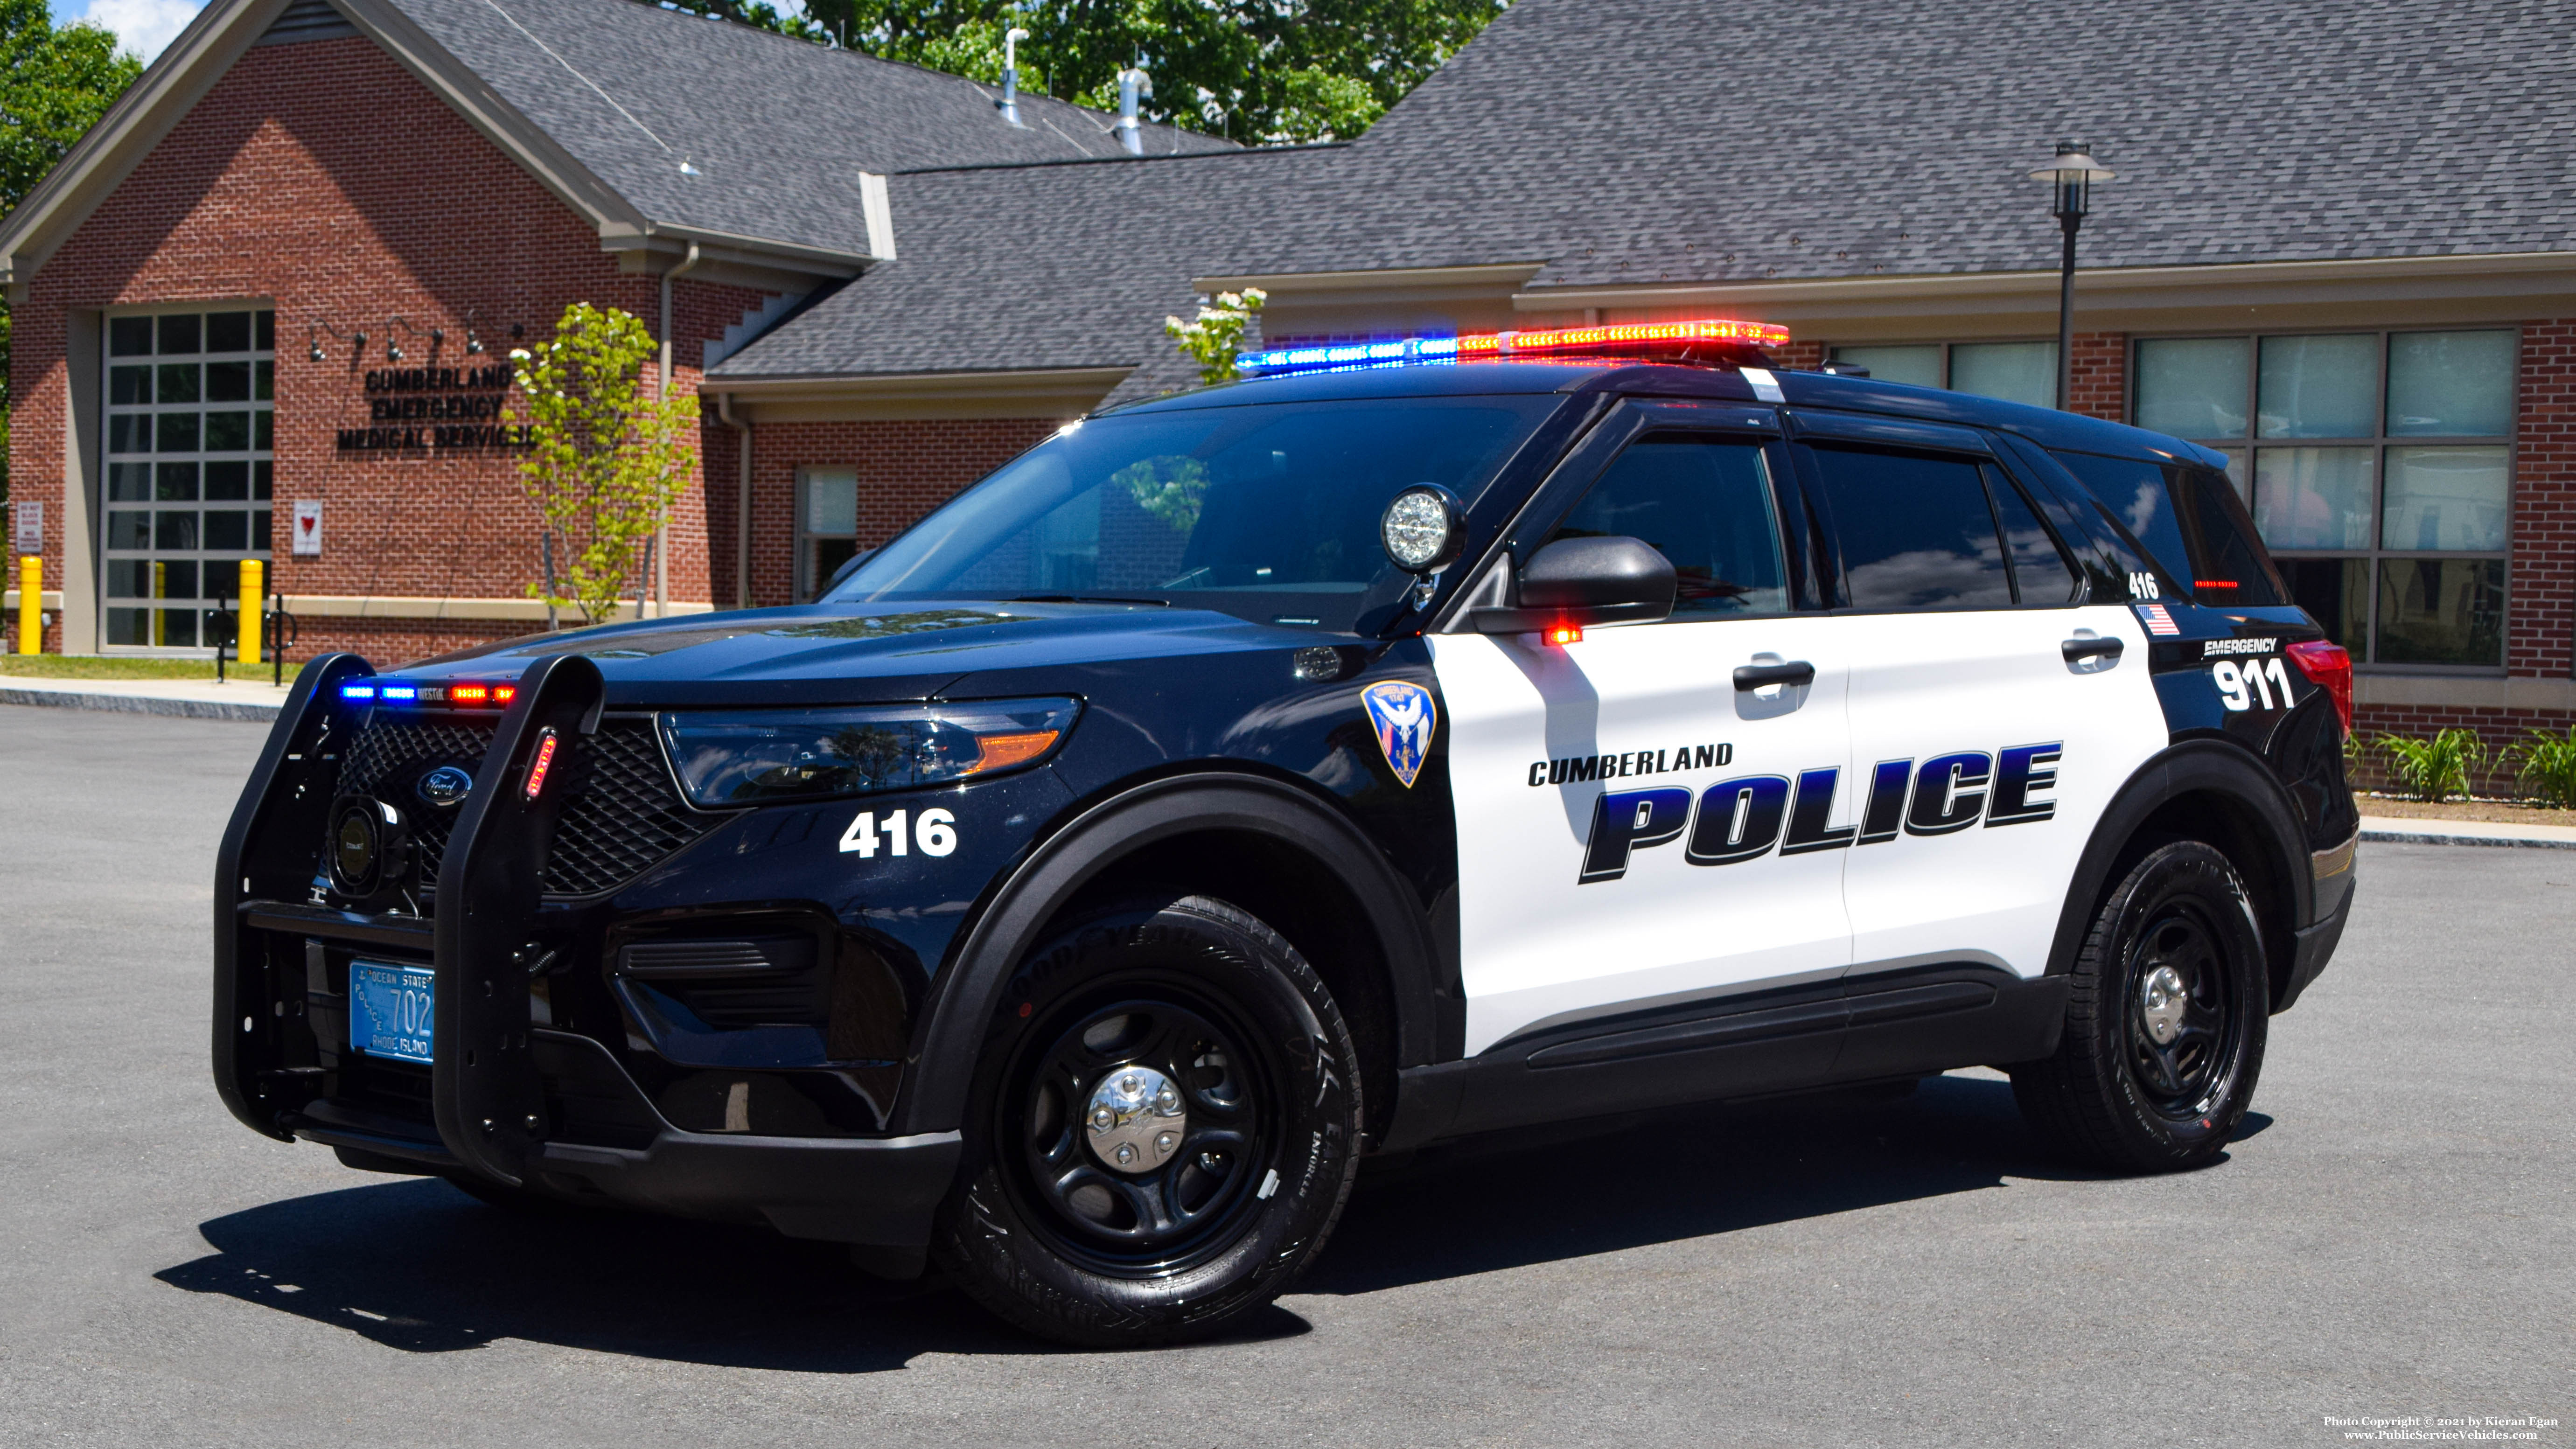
[349,960,435,1064]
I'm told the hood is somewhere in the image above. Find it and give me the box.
[396,601,1308,707]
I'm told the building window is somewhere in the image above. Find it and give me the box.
[796,466,858,600]
[101,309,275,650]
[2134,330,2514,670]
[1826,341,2059,409]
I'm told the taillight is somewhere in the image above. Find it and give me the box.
[2284,640,2353,737]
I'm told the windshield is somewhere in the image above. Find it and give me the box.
[828,396,1557,631]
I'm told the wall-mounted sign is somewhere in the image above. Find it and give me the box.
[336,362,533,454]
[292,500,323,556]
[12,500,40,553]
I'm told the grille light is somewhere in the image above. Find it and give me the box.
[1240,319,1790,377]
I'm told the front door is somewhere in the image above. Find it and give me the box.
[1436,423,1857,1055]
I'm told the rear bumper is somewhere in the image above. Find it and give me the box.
[2277,832,2358,1014]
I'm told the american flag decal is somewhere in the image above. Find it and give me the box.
[2135,602,2179,637]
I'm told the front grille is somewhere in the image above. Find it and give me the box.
[336,718,493,881]
[334,714,722,899]
[541,722,719,895]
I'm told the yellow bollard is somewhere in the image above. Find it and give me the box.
[239,558,264,666]
[15,555,37,655]
[151,560,166,647]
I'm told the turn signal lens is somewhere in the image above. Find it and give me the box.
[2284,640,2353,737]
[968,730,1063,774]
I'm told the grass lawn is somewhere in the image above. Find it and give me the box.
[0,655,224,680]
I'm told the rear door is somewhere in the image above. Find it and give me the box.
[1790,412,2166,987]
[1435,404,1857,1054]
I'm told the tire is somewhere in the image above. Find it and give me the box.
[2010,840,2269,1173]
[931,894,1363,1348]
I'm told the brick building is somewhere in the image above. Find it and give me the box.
[3,0,2571,774]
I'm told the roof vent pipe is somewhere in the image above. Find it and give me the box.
[1115,67,1151,155]
[996,28,1030,128]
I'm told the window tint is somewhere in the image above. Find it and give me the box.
[1986,468,2083,605]
[1809,445,2013,610]
[2052,450,2287,606]
[1547,437,1788,618]
[2168,467,2286,606]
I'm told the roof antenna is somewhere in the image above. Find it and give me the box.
[1116,66,1151,155]
[997,27,1031,127]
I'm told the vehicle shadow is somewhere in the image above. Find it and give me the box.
[1311,1071,2098,1296]
[157,1074,2231,1365]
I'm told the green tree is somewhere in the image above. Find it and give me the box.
[510,303,699,627]
[646,0,1506,145]
[0,0,139,503]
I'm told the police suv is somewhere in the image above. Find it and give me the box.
[214,322,2358,1347]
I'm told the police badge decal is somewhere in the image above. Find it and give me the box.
[1361,680,1437,788]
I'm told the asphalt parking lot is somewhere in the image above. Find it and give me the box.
[1,702,2567,1449]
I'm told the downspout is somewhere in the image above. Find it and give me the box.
[656,240,702,618]
[717,390,751,610]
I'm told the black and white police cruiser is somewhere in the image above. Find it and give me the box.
[214,320,2358,1346]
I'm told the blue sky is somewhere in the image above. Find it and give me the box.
[51,0,205,63]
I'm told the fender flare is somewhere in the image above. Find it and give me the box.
[887,771,1443,1136]
[2048,738,2314,982]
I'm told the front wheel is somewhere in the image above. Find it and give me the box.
[932,894,1362,1348]
[2010,840,2269,1173]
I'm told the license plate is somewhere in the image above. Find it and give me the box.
[349,960,435,1064]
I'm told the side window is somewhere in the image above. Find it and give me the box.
[2052,449,2193,588]
[1545,435,1790,618]
[2168,466,2288,606]
[1807,444,2014,611]
[1986,466,2085,605]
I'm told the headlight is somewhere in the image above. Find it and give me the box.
[660,698,1081,808]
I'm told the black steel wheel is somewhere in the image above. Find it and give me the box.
[2010,840,2269,1172]
[933,895,1361,1348]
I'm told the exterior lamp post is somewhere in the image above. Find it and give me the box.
[2028,141,2115,411]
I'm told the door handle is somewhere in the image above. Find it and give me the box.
[2062,636,2124,663]
[1733,660,1816,691]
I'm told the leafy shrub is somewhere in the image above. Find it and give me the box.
[2375,728,2489,802]
[2507,726,2576,808]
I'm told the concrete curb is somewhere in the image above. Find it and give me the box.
[2360,823,2576,851]
[0,687,280,723]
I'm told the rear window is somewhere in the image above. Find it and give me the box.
[2050,450,2286,607]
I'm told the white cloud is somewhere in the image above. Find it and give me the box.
[76,0,202,63]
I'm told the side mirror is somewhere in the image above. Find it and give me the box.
[1470,536,1676,634]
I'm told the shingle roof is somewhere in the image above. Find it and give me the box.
[389,0,1231,258]
[1289,0,2576,289]
[710,146,1346,395]
[716,0,2576,378]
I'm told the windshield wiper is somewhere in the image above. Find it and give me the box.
[1005,594,1174,607]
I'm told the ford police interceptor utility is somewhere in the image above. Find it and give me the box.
[213,320,2358,1347]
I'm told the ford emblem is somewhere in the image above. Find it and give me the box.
[417,765,474,809]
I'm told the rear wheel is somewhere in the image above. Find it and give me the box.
[932,894,1362,1348]
[2011,841,2269,1172]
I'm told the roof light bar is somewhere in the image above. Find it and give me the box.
[1239,319,1789,377]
